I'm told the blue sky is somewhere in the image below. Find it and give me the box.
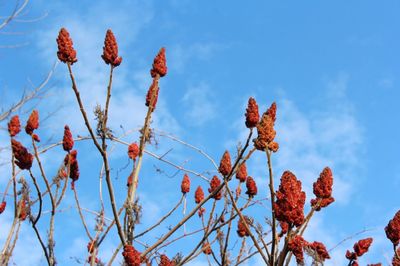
[0,0,399,265]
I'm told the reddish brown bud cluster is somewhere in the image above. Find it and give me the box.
[245,176,257,198]
[159,255,175,266]
[245,97,260,128]
[122,244,141,266]
[274,171,305,228]
[393,248,400,266]
[202,242,212,255]
[56,28,77,64]
[254,102,277,151]
[181,174,190,194]
[288,235,306,264]
[307,241,330,261]
[311,167,335,211]
[128,142,139,160]
[208,176,222,200]
[346,238,373,263]
[67,150,80,183]
[145,80,160,109]
[101,29,122,67]
[62,125,74,152]
[219,151,232,176]
[0,201,6,214]
[151,47,167,78]
[386,210,400,245]
[25,110,39,135]
[11,139,33,170]
[18,197,28,221]
[8,115,21,137]
[236,163,247,182]
[195,186,204,204]
[237,216,251,237]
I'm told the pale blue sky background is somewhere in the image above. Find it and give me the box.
[0,1,399,265]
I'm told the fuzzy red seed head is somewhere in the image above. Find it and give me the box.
[0,201,6,214]
[8,115,21,137]
[102,29,122,67]
[236,162,247,182]
[11,139,33,170]
[62,125,74,152]
[307,241,330,261]
[202,242,212,255]
[122,244,141,266]
[385,210,400,246]
[181,173,191,194]
[150,47,167,78]
[195,186,204,204]
[18,198,28,221]
[158,254,174,266]
[288,235,307,264]
[68,150,80,182]
[268,141,279,152]
[254,102,277,151]
[237,216,251,237]
[219,150,232,176]
[245,176,257,198]
[208,175,222,200]
[313,167,334,198]
[56,28,77,64]
[353,238,373,257]
[25,110,39,135]
[145,79,160,110]
[245,97,259,128]
[345,250,357,260]
[128,142,139,160]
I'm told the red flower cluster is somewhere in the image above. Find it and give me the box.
[346,238,373,263]
[62,125,74,152]
[288,235,306,264]
[245,176,257,198]
[386,210,400,245]
[56,28,77,64]
[25,110,39,135]
[195,186,204,204]
[159,254,175,266]
[202,242,212,255]
[236,162,247,182]
[11,139,33,170]
[208,176,222,200]
[307,241,330,261]
[219,150,232,176]
[145,79,160,109]
[0,201,6,214]
[128,142,139,160]
[311,167,335,211]
[151,47,167,78]
[8,115,21,137]
[18,198,28,221]
[68,150,80,183]
[254,102,277,151]
[101,29,122,67]
[237,216,251,237]
[181,174,190,194]
[245,97,259,128]
[273,171,305,228]
[122,244,141,266]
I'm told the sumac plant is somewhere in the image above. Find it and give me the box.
[0,27,399,266]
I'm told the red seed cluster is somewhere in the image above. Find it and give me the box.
[195,186,204,204]
[62,125,74,152]
[202,242,212,255]
[245,97,259,128]
[122,244,141,266]
[236,163,247,182]
[311,167,335,211]
[25,110,39,135]
[386,210,400,245]
[0,201,6,214]
[11,139,33,170]
[181,174,190,194]
[145,80,160,109]
[254,102,277,151]
[18,198,28,221]
[56,28,77,64]
[101,29,122,67]
[353,238,373,256]
[307,241,330,261]
[128,142,139,160]
[8,115,21,137]
[208,176,222,200]
[237,216,251,237]
[288,235,306,264]
[273,171,305,228]
[159,254,174,266]
[268,141,279,153]
[68,150,80,182]
[219,151,232,176]
[245,176,257,198]
[150,47,167,78]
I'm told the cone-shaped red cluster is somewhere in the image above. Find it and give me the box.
[254,102,277,151]
[151,47,167,78]
[8,115,21,137]
[288,235,306,264]
[122,244,141,266]
[236,162,247,182]
[181,174,190,194]
[56,28,77,64]
[62,125,74,152]
[307,241,330,261]
[202,242,212,255]
[311,167,335,211]
[67,150,80,183]
[158,255,174,266]
[25,110,39,135]
[11,139,33,170]
[208,176,222,200]
[128,142,139,160]
[0,201,6,214]
[102,29,122,67]
[245,97,259,128]
[245,176,257,198]
[237,216,251,237]
[145,80,160,109]
[195,186,204,204]
[346,238,373,264]
[386,210,400,246]
[219,151,232,176]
